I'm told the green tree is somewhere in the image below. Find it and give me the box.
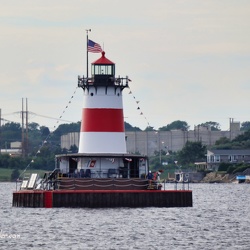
[2,122,21,131]
[1,122,22,148]
[0,154,28,169]
[40,126,50,138]
[124,122,141,131]
[227,165,237,174]
[11,169,20,181]
[198,121,221,131]
[212,136,232,149]
[28,122,39,131]
[231,164,250,174]
[232,129,250,143]
[177,141,206,165]
[159,120,189,131]
[212,129,250,150]
[240,122,250,131]
[218,162,231,172]
[215,137,231,145]
[144,126,155,131]
[0,154,11,168]
[52,122,81,141]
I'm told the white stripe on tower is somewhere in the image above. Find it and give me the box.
[78,86,126,154]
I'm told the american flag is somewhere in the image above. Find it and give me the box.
[88,39,102,53]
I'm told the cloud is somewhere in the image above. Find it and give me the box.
[1,0,250,131]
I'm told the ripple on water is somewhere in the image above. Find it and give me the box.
[1,183,250,249]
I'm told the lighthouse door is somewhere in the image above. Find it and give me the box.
[69,158,77,176]
[129,159,139,178]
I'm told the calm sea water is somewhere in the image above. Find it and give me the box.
[1,182,250,250]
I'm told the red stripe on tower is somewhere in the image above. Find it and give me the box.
[81,108,124,132]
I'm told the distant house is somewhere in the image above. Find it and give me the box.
[194,162,208,171]
[0,141,22,157]
[207,149,250,171]
[0,148,22,156]
[10,141,22,149]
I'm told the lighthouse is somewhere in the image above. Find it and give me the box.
[13,44,193,209]
[57,50,147,178]
[78,51,129,154]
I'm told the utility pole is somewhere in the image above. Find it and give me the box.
[0,108,1,155]
[21,98,25,157]
[26,98,28,155]
[229,117,233,140]
[21,98,28,157]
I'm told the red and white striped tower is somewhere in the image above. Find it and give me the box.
[78,51,129,154]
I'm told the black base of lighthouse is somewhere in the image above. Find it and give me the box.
[13,190,192,208]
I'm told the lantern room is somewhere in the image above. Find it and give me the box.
[91,51,115,85]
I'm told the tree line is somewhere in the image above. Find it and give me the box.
[150,128,250,175]
[1,120,250,175]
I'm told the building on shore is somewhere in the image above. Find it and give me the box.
[207,149,250,171]
[61,121,242,156]
[0,141,22,157]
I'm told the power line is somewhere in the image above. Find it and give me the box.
[1,111,76,124]
[29,112,75,123]
[18,86,79,179]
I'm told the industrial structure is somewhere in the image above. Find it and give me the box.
[61,120,242,156]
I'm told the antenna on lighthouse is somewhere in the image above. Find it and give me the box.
[86,28,91,79]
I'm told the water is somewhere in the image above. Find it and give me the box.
[1,182,250,250]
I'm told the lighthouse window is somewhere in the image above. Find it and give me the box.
[93,65,113,75]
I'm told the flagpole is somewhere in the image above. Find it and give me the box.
[86,29,91,79]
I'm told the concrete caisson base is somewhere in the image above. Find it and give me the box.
[13,190,192,208]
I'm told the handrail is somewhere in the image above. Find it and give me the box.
[57,179,149,189]
[16,174,190,191]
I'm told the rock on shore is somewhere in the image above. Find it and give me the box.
[201,172,233,183]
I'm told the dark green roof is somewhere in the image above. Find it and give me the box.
[208,149,250,155]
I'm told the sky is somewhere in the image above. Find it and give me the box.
[1,0,250,131]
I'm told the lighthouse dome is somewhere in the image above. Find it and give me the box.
[91,51,115,85]
[92,51,114,65]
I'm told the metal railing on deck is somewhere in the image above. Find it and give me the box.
[56,178,149,190]
[15,171,191,191]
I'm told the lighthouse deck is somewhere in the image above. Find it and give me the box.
[13,152,193,208]
[13,175,193,208]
